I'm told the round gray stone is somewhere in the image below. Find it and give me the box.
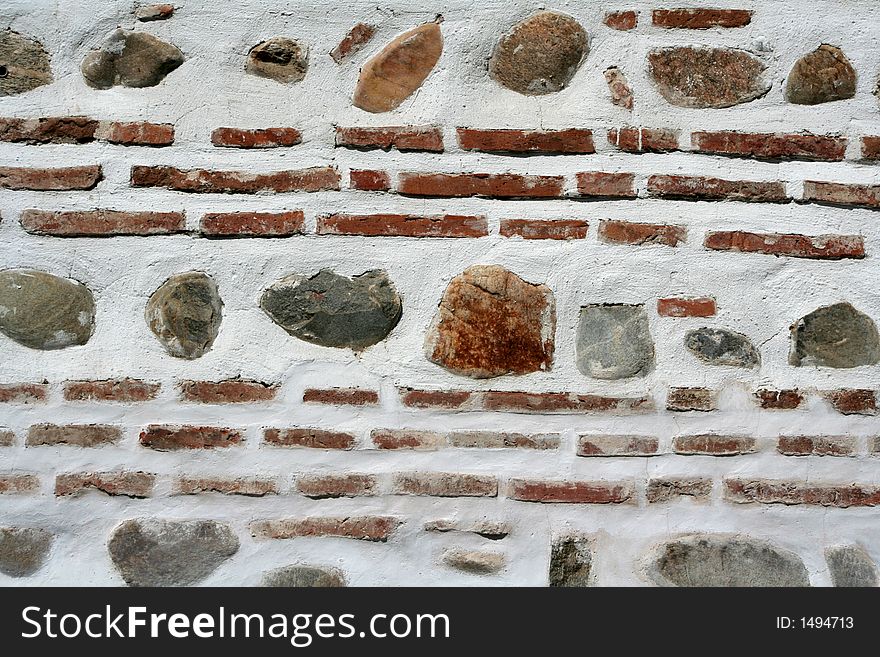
[260,566,346,587]
[576,304,654,379]
[789,302,880,368]
[82,29,183,89]
[246,37,308,84]
[145,272,223,360]
[685,327,760,368]
[0,527,53,577]
[825,545,878,587]
[0,29,53,96]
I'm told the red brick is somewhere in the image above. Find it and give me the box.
[802,181,880,210]
[173,477,278,496]
[575,171,636,198]
[692,131,846,162]
[482,390,652,414]
[0,116,98,143]
[336,126,443,152]
[140,425,243,450]
[371,429,445,450]
[63,378,160,402]
[508,479,633,504]
[211,127,302,148]
[862,137,880,161]
[303,388,379,406]
[577,435,658,456]
[250,516,400,541]
[755,389,804,410]
[55,471,154,498]
[666,387,716,411]
[725,478,880,508]
[657,297,716,317]
[350,169,391,191]
[398,172,563,198]
[599,220,686,247]
[399,388,474,410]
[704,230,864,260]
[608,127,679,153]
[0,383,48,404]
[673,434,756,456]
[447,431,559,449]
[0,430,13,446]
[0,473,40,494]
[20,209,185,236]
[27,424,121,447]
[317,213,487,237]
[457,128,594,154]
[200,210,304,237]
[296,474,377,499]
[330,22,376,63]
[392,472,498,497]
[500,218,589,240]
[648,174,788,202]
[0,165,102,191]
[98,121,174,146]
[604,10,638,30]
[653,8,752,28]
[179,379,278,404]
[777,436,856,457]
[647,478,713,503]
[263,428,356,449]
[130,165,340,193]
[824,389,876,416]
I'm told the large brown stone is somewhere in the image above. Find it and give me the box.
[0,30,53,96]
[489,11,588,95]
[424,265,555,378]
[145,272,223,360]
[246,37,308,84]
[649,47,769,108]
[353,22,442,112]
[785,45,856,105]
[82,29,183,89]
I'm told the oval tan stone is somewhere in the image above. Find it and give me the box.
[353,22,442,113]
[785,45,856,105]
[0,30,53,96]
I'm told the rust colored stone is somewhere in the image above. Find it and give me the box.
[20,209,185,236]
[263,428,355,449]
[653,9,752,29]
[335,125,443,152]
[317,213,487,237]
[704,230,864,259]
[200,211,304,237]
[130,165,340,193]
[398,172,563,198]
[297,474,377,499]
[666,387,716,412]
[55,471,155,497]
[509,479,633,504]
[692,131,846,161]
[456,128,594,154]
[648,174,787,202]
[211,127,302,148]
[599,220,685,247]
[63,378,160,402]
[0,165,102,191]
[27,424,121,447]
[575,172,636,198]
[500,219,589,240]
[608,127,679,153]
[330,23,376,63]
[250,516,400,541]
[303,388,379,406]
[755,389,804,410]
[139,425,243,450]
[657,297,716,317]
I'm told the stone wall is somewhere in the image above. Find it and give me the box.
[1,0,879,586]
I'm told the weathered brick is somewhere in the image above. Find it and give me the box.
[200,211,304,237]
[648,174,788,202]
[399,388,474,410]
[424,519,510,540]
[317,213,487,237]
[63,379,160,402]
[599,220,686,247]
[0,473,40,494]
[509,479,633,504]
[0,383,48,404]
[802,181,880,210]
[130,165,340,193]
[211,127,302,148]
[457,128,594,154]
[575,172,636,198]
[27,423,121,447]
[499,218,589,240]
[608,127,679,153]
[140,425,243,450]
[692,131,846,162]
[666,387,717,412]
[179,379,278,404]
[481,390,652,414]
[371,429,445,450]
[447,431,559,449]
[173,477,278,496]
[250,516,400,541]
[657,297,716,317]
[704,230,864,259]
[296,474,377,499]
[336,126,443,152]
[330,23,376,63]
[55,471,155,498]
[0,165,102,191]
[604,10,637,30]
[98,121,174,146]
[392,472,498,497]
[777,435,856,456]
[398,172,564,198]
[725,478,880,508]
[0,116,98,143]
[755,389,804,410]
[349,169,391,191]
[263,428,356,450]
[303,388,379,406]
[136,4,174,21]
[673,434,756,456]
[577,435,658,456]
[653,8,752,28]
[824,389,876,415]
[20,209,185,236]
[647,478,713,503]
[862,137,880,161]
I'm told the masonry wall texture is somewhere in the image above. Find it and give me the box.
[1,0,879,587]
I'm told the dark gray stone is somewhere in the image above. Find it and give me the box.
[0,30,53,96]
[246,37,308,84]
[549,536,592,587]
[649,535,809,587]
[790,302,880,368]
[145,272,222,360]
[260,269,402,351]
[576,304,654,379]
[0,269,96,350]
[685,327,760,368]
[261,566,346,587]
[0,527,53,577]
[108,519,239,587]
[785,45,856,105]
[826,546,878,587]
[82,29,183,89]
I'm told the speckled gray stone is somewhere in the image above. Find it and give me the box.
[576,304,654,379]
[0,30,53,96]
[790,302,880,368]
[549,536,592,587]
[82,29,183,89]
[261,566,346,587]
[685,327,760,368]
[0,527,53,577]
[825,546,878,587]
[145,272,223,360]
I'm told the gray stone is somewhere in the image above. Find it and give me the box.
[685,327,760,368]
[0,527,53,577]
[443,550,504,574]
[576,304,654,379]
[0,30,53,96]
[246,37,308,84]
[790,302,880,368]
[260,269,401,351]
[82,29,183,89]
[108,519,239,587]
[0,269,96,350]
[261,566,346,587]
[785,45,856,105]
[826,546,878,587]
[649,535,809,587]
[145,272,223,360]
[549,536,592,587]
